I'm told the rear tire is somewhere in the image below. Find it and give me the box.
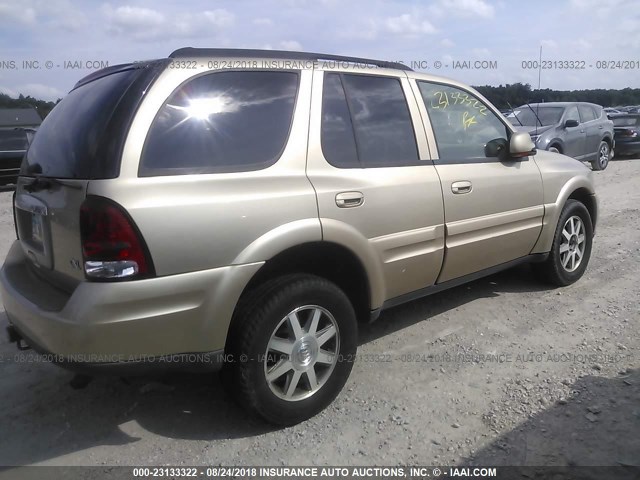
[223,274,357,426]
[548,146,561,154]
[591,141,610,170]
[533,199,593,286]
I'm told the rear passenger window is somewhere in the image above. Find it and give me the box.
[578,105,596,123]
[140,71,298,176]
[321,74,359,168]
[320,73,419,168]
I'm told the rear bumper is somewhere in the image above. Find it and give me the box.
[0,241,262,372]
[614,140,640,155]
[6,323,226,374]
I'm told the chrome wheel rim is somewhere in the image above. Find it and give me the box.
[560,215,586,272]
[599,144,609,168]
[264,305,339,401]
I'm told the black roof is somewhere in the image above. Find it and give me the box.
[0,108,42,128]
[169,47,413,71]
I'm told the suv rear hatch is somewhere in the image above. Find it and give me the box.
[14,61,166,292]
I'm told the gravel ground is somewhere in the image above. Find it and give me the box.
[0,158,638,468]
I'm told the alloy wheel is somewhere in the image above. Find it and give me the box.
[599,143,609,168]
[559,215,586,272]
[264,305,340,401]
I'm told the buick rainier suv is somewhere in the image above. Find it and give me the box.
[1,49,597,425]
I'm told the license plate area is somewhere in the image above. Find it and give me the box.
[14,193,53,269]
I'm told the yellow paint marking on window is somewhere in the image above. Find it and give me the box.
[463,111,477,129]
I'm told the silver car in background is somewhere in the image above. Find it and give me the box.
[508,102,614,170]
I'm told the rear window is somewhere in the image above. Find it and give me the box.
[140,71,299,176]
[22,67,158,179]
[612,117,639,127]
[0,130,28,151]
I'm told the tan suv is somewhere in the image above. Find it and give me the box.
[1,49,597,425]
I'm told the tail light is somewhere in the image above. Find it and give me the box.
[618,129,638,138]
[80,196,155,280]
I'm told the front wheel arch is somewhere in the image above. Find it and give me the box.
[533,199,593,286]
[548,144,562,154]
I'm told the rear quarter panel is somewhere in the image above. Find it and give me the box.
[88,66,321,276]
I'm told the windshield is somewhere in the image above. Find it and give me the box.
[509,106,565,127]
[21,66,158,179]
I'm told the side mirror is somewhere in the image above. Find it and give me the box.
[509,131,536,158]
[564,119,579,128]
[484,138,509,158]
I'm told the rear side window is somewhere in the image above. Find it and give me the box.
[578,105,596,123]
[140,71,299,176]
[320,73,419,168]
[0,130,28,151]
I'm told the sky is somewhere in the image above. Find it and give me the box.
[0,0,639,101]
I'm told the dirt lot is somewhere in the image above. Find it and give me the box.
[0,158,638,469]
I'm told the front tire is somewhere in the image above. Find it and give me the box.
[534,199,593,286]
[591,141,610,170]
[224,274,357,425]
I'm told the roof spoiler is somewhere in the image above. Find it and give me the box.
[72,59,168,91]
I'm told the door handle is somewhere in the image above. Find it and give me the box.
[580,130,585,133]
[451,181,472,194]
[336,191,364,208]
[598,126,603,129]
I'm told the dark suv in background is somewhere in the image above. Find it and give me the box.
[0,129,35,186]
[610,114,640,158]
[507,102,614,170]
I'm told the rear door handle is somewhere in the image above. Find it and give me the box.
[451,181,472,194]
[336,191,364,208]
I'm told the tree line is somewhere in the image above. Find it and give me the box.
[2,83,639,120]
[473,83,640,110]
[0,93,59,119]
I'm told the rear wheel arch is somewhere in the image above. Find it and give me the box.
[227,242,372,346]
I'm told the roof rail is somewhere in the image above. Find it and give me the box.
[169,47,413,71]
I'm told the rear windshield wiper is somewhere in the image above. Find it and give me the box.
[24,176,83,193]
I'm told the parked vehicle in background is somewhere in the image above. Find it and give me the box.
[1,49,598,425]
[0,108,41,186]
[610,114,640,158]
[507,102,614,170]
[604,107,624,116]
[0,128,36,186]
